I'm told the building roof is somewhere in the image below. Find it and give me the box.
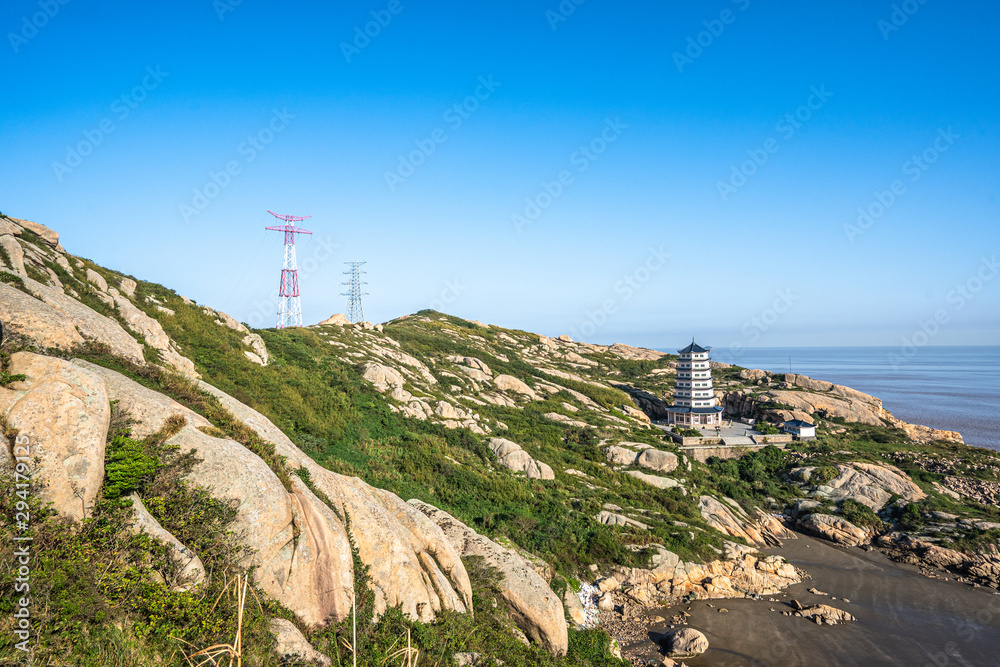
[782,419,816,428]
[678,339,711,354]
[667,406,724,414]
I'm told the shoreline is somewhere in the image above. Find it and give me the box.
[605,533,1000,666]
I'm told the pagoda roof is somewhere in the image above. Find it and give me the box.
[783,419,816,428]
[678,340,711,354]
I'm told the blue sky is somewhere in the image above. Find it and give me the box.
[2,1,998,352]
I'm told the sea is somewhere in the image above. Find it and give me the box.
[710,346,1000,452]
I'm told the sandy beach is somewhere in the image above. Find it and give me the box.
[626,534,1000,666]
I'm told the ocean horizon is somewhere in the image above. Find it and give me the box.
[654,345,1000,451]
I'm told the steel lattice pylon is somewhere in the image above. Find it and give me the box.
[341,262,369,323]
[265,210,312,329]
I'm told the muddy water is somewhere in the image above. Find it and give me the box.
[630,535,1000,666]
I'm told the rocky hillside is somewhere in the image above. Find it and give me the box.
[1,212,999,666]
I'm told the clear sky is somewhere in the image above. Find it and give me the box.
[2,1,998,353]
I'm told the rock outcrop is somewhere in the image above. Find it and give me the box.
[788,462,925,510]
[2,353,110,522]
[55,360,472,628]
[722,373,962,445]
[797,513,870,547]
[611,542,801,606]
[659,627,708,659]
[410,500,568,656]
[699,496,794,548]
[269,619,332,666]
[487,438,554,480]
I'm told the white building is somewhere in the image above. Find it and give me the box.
[666,339,724,427]
[782,419,816,439]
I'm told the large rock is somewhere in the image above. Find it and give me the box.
[3,353,109,522]
[798,513,870,547]
[243,333,269,365]
[318,313,350,326]
[791,462,925,510]
[108,289,197,376]
[8,216,61,248]
[605,445,638,466]
[362,362,405,392]
[410,500,568,656]
[661,627,708,658]
[487,438,554,480]
[2,277,145,364]
[0,235,26,277]
[196,379,473,624]
[86,268,109,292]
[699,496,792,548]
[269,619,332,666]
[626,470,684,492]
[636,449,679,473]
[795,603,856,625]
[128,493,205,591]
[493,374,537,399]
[595,510,648,530]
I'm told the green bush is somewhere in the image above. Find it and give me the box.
[839,499,885,532]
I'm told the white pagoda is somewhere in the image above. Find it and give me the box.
[666,339,724,427]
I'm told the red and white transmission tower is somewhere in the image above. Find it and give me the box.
[265,210,312,329]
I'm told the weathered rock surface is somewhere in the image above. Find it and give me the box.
[723,374,962,444]
[0,235,26,276]
[798,513,870,547]
[318,313,350,326]
[128,493,205,591]
[108,288,198,376]
[637,448,679,473]
[362,362,406,392]
[612,541,800,607]
[194,379,474,624]
[269,619,332,666]
[626,470,684,492]
[595,510,649,530]
[3,353,110,522]
[699,496,793,548]
[86,268,109,292]
[789,462,925,510]
[243,333,269,365]
[410,500,569,656]
[2,277,145,364]
[494,374,537,399]
[660,627,708,658]
[487,437,554,480]
[794,603,856,625]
